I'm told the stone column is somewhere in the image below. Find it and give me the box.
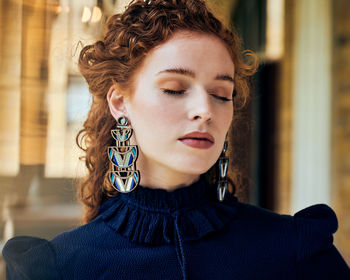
[275,0,293,214]
[0,0,22,176]
[291,0,332,212]
[20,0,50,165]
[45,0,69,177]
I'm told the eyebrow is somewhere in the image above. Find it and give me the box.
[156,67,234,83]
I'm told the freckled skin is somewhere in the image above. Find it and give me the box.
[107,30,234,190]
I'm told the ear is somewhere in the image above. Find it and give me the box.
[106,85,129,121]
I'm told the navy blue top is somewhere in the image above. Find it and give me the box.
[2,175,350,279]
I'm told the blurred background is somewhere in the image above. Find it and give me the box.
[0,0,349,277]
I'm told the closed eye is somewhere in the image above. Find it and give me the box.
[161,89,185,95]
[211,95,232,102]
[161,89,232,102]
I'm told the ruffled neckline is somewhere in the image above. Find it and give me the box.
[98,174,238,245]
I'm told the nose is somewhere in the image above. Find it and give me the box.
[188,87,213,123]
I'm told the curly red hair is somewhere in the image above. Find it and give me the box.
[76,0,257,224]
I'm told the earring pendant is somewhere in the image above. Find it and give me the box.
[107,116,140,193]
[217,140,229,201]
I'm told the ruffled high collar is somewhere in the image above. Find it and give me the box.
[98,174,238,245]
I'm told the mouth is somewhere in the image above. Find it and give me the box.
[178,138,214,149]
[178,131,215,149]
[179,137,212,142]
[178,131,215,144]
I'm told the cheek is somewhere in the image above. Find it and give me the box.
[130,94,182,144]
[216,104,233,131]
[228,106,234,126]
[140,99,179,125]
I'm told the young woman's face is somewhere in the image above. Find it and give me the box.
[110,30,235,181]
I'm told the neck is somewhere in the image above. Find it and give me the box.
[136,155,201,191]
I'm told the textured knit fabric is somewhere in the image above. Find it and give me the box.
[2,174,350,279]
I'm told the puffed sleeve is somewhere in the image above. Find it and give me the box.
[2,236,61,280]
[294,204,350,279]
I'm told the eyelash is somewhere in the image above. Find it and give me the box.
[161,89,232,102]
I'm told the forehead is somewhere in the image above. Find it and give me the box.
[138,30,235,76]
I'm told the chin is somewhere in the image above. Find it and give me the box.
[173,163,213,175]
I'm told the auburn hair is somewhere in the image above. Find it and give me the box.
[76,0,257,224]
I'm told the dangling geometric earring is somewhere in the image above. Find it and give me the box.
[107,116,140,193]
[217,133,229,201]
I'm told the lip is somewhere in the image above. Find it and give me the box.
[178,131,215,149]
[178,131,215,143]
[179,138,214,149]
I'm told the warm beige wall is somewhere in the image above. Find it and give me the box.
[207,0,236,27]
[276,0,350,264]
[0,0,57,168]
[332,0,350,265]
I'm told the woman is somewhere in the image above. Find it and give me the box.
[2,0,349,279]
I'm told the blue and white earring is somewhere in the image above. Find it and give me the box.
[217,134,229,201]
[107,116,140,193]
